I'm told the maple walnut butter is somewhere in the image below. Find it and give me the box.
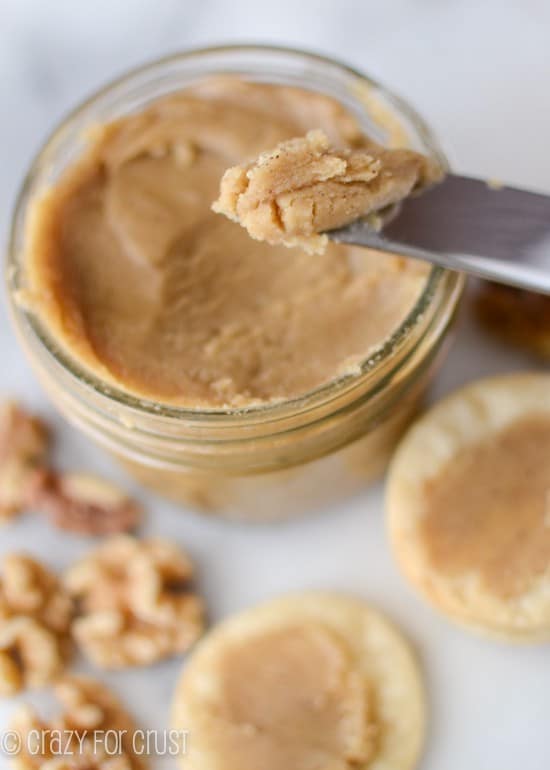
[23,78,430,408]
[213,128,441,254]
[420,416,550,600]
[198,624,375,769]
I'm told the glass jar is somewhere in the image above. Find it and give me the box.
[6,45,464,521]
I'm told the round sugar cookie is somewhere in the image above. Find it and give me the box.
[387,372,550,641]
[171,592,425,770]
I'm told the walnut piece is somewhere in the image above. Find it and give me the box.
[0,402,49,523]
[475,282,550,358]
[0,555,73,695]
[28,471,141,535]
[10,675,147,770]
[65,536,205,668]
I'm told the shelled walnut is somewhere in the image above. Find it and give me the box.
[10,675,147,770]
[0,402,49,522]
[0,555,73,695]
[29,471,141,535]
[475,282,550,358]
[65,536,205,668]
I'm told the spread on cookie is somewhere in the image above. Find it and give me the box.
[420,416,550,599]
[23,78,429,408]
[198,623,376,769]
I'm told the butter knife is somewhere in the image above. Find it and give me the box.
[328,175,550,295]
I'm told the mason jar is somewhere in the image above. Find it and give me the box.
[6,45,464,520]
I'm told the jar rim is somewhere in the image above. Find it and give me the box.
[7,42,457,425]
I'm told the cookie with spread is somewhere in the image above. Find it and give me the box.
[171,592,425,770]
[387,372,550,641]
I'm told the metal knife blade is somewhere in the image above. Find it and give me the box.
[328,174,550,294]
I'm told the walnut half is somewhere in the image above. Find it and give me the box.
[0,402,49,523]
[475,282,550,358]
[10,675,147,770]
[28,471,141,535]
[0,555,73,695]
[64,536,205,668]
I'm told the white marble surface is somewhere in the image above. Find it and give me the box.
[1,1,549,768]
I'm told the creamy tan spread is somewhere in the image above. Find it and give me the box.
[199,623,375,769]
[213,128,441,253]
[420,416,550,599]
[24,78,429,408]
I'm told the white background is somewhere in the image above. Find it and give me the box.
[1,2,549,768]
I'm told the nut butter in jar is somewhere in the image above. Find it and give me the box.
[7,45,464,520]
